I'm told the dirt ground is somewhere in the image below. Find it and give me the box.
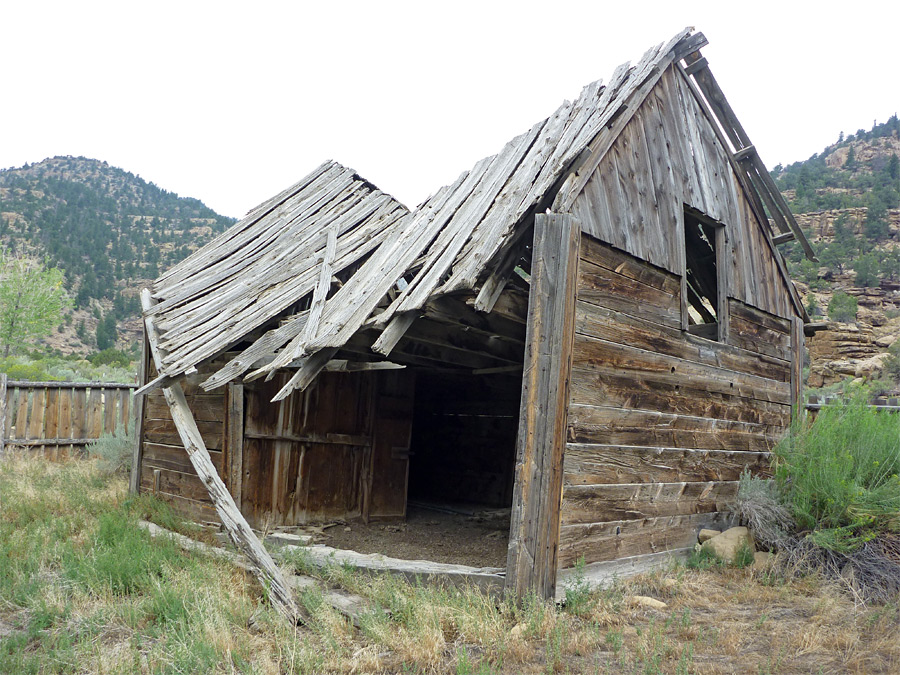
[309,503,510,568]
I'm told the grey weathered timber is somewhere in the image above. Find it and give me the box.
[0,373,6,457]
[128,336,150,495]
[506,213,580,601]
[790,316,805,413]
[140,290,301,625]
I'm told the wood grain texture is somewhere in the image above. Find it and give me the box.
[506,213,581,601]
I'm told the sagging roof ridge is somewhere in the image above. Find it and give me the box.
[144,27,808,400]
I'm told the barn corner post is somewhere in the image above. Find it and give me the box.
[129,327,149,495]
[505,212,581,602]
[138,289,301,625]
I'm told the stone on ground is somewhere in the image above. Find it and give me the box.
[701,526,755,563]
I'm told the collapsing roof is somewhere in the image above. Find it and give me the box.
[143,27,812,402]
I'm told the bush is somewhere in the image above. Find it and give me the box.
[86,423,135,475]
[775,397,900,553]
[827,291,858,323]
[87,348,133,369]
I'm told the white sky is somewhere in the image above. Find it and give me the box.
[1,1,896,219]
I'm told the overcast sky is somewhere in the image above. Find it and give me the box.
[1,1,896,219]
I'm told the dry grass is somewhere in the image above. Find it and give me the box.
[2,452,900,674]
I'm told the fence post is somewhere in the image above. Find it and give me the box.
[0,373,7,457]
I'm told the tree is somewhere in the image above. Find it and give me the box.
[853,254,880,287]
[95,312,118,351]
[844,145,857,170]
[0,249,71,357]
[827,291,858,323]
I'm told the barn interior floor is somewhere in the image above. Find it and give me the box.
[317,503,510,568]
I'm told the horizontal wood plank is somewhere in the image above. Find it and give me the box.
[577,259,682,330]
[142,441,223,474]
[564,443,772,485]
[567,404,783,452]
[569,366,791,427]
[561,480,739,523]
[144,418,224,451]
[572,335,792,406]
[558,511,732,568]
[574,300,790,383]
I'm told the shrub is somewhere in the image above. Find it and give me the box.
[86,423,135,475]
[87,348,133,369]
[775,397,900,553]
[827,291,858,323]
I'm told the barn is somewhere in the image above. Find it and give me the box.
[132,28,815,605]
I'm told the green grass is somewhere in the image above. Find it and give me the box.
[775,396,900,552]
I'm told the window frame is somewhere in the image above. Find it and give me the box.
[681,205,728,342]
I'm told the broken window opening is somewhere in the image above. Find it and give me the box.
[683,207,722,340]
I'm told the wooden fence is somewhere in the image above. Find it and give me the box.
[0,374,136,459]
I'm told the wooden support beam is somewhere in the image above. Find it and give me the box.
[683,56,708,76]
[772,232,796,245]
[732,145,756,162]
[372,311,418,356]
[140,289,302,625]
[0,373,7,458]
[672,31,708,61]
[130,333,149,493]
[790,316,805,413]
[804,321,829,337]
[506,213,581,602]
[133,373,174,398]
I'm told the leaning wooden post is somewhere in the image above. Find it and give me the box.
[140,289,301,624]
[505,213,580,601]
[0,372,7,458]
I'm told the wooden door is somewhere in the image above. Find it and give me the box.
[366,370,415,520]
[240,371,375,527]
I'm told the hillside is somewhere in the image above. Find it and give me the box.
[772,115,900,391]
[0,156,234,356]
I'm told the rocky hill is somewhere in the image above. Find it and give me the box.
[0,156,234,356]
[772,115,900,392]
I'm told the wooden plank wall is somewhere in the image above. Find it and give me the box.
[558,235,792,569]
[570,66,793,320]
[3,381,133,459]
[139,357,227,522]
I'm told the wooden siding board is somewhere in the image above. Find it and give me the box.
[561,481,739,523]
[564,444,771,486]
[558,512,732,568]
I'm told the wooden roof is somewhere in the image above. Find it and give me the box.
[144,27,810,401]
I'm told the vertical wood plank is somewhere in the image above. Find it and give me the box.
[87,387,103,439]
[44,388,59,460]
[103,387,117,434]
[130,332,149,494]
[0,373,6,456]
[790,316,805,415]
[29,388,45,452]
[14,387,29,441]
[226,383,245,512]
[506,213,581,601]
[58,387,73,456]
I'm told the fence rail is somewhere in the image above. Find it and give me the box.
[0,374,136,458]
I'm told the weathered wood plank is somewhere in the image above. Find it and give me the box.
[558,511,732,568]
[577,259,681,329]
[225,383,244,511]
[574,299,791,383]
[142,289,301,624]
[564,443,771,485]
[562,480,739,523]
[572,335,792,405]
[569,366,791,427]
[567,404,783,452]
[143,418,225,451]
[142,442,223,474]
[506,213,580,601]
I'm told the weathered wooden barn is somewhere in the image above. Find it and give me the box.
[132,28,815,602]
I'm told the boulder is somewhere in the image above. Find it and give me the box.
[698,529,720,543]
[701,526,755,563]
[628,595,667,610]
